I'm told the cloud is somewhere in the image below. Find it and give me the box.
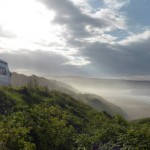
[0,50,88,76]
[80,29,150,76]
[0,0,149,77]
[39,0,111,39]
[88,0,130,36]
[93,8,127,30]
[119,30,150,45]
[38,0,128,47]
[103,0,130,10]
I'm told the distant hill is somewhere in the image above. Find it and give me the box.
[11,72,125,117]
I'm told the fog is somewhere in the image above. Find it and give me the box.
[73,84,150,120]
[49,76,150,120]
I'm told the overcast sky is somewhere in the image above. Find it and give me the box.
[0,0,150,78]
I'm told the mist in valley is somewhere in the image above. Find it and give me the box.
[49,76,150,120]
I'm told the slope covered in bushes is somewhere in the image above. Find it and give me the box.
[0,85,150,150]
[11,73,124,117]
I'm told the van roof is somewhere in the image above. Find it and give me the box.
[0,59,8,65]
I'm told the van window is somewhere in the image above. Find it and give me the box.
[0,67,6,75]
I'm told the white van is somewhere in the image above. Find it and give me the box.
[0,59,11,86]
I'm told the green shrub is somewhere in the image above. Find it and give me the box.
[0,86,150,149]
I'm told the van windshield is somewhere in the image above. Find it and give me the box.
[0,67,6,75]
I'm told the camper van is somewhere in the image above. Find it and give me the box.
[0,59,11,86]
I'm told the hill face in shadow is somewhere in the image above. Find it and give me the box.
[81,93,125,117]
[11,72,125,117]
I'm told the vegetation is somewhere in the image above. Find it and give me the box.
[0,84,150,150]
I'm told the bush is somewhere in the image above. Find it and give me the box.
[0,86,150,149]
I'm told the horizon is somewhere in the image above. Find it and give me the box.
[12,72,150,81]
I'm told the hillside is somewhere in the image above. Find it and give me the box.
[0,86,150,150]
[11,72,78,94]
[80,93,126,117]
[11,73,124,117]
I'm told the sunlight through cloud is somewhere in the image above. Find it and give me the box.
[0,0,63,44]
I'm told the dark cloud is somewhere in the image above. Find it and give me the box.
[66,38,85,48]
[0,50,88,76]
[81,36,150,76]
[39,0,109,38]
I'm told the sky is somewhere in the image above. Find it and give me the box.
[0,0,150,78]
